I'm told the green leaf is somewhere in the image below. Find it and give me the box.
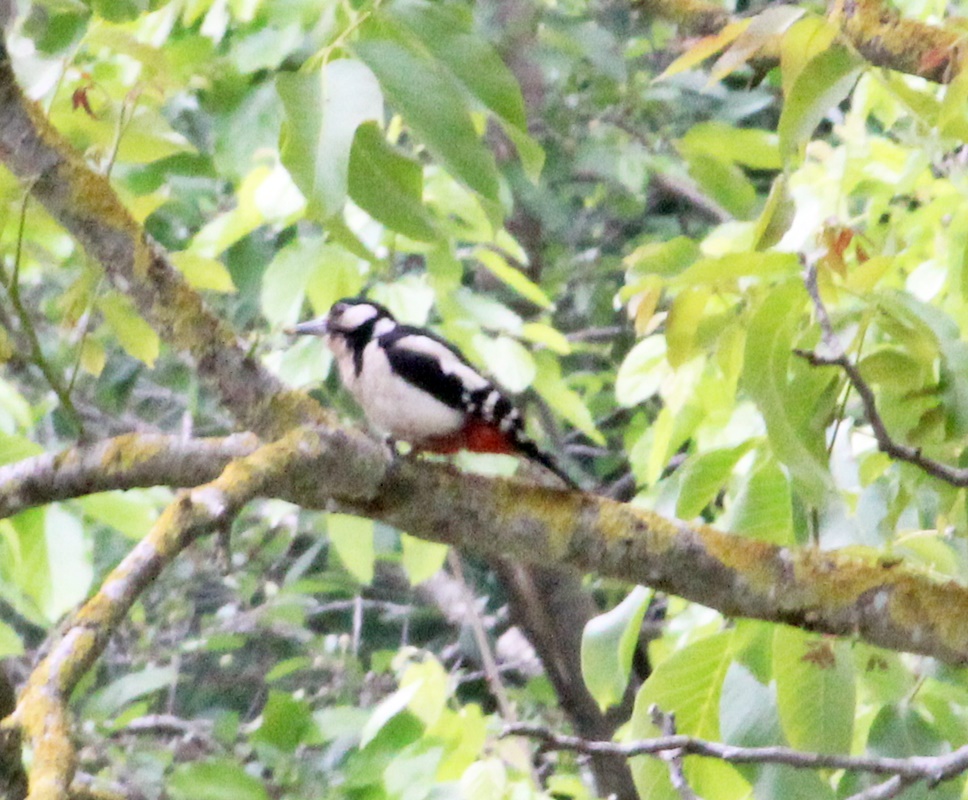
[533,352,605,446]
[676,443,752,519]
[631,631,747,800]
[327,513,375,585]
[251,691,315,752]
[0,620,23,658]
[85,665,177,720]
[581,586,651,711]
[852,644,912,706]
[168,760,269,800]
[743,283,832,505]
[685,153,757,219]
[839,706,960,800]
[778,43,863,157]
[666,286,711,366]
[615,336,669,407]
[348,121,437,241]
[170,251,236,293]
[752,174,796,251]
[623,236,701,282]
[80,491,160,540]
[354,39,500,205]
[709,5,805,82]
[0,432,43,466]
[726,456,794,544]
[674,252,800,286]
[277,59,384,219]
[678,122,781,170]
[773,627,854,754]
[940,63,968,139]
[474,249,553,309]
[460,759,508,800]
[98,293,160,368]
[633,630,734,740]
[779,16,838,98]
[400,533,448,585]
[360,681,422,747]
[26,506,92,621]
[386,0,526,128]
[261,237,365,327]
[471,334,535,393]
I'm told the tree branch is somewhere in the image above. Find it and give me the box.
[6,421,968,669]
[0,41,324,440]
[503,721,968,788]
[8,426,387,800]
[0,433,260,518]
[649,706,702,800]
[798,263,968,487]
[637,0,964,83]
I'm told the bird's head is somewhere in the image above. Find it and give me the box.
[286,297,395,339]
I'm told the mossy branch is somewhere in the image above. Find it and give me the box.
[0,42,325,440]
[636,0,964,83]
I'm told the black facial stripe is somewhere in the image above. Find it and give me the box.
[340,317,380,377]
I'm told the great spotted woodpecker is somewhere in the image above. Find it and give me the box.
[288,297,577,489]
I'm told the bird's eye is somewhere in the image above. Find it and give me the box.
[331,302,346,317]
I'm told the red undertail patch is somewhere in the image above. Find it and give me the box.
[418,419,516,455]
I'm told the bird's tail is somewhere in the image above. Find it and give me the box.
[515,436,580,491]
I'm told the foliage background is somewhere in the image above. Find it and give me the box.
[4,0,968,798]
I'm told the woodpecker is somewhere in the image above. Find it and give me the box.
[287,297,577,489]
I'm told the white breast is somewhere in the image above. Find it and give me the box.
[333,337,465,442]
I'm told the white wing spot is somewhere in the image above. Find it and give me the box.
[373,317,396,336]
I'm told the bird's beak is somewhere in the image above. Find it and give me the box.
[284,317,329,337]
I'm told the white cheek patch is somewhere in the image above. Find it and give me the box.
[337,303,379,330]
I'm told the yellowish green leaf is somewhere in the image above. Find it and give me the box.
[655,20,750,81]
[171,252,236,293]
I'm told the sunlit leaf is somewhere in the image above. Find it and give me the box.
[327,513,375,585]
[401,533,448,585]
[710,6,804,82]
[360,681,422,747]
[676,443,752,519]
[743,283,832,504]
[474,249,553,309]
[348,121,437,241]
[80,491,160,540]
[581,586,651,711]
[631,631,748,800]
[171,251,236,293]
[354,39,500,205]
[666,285,711,366]
[778,43,863,156]
[98,293,160,368]
[678,122,782,170]
[656,20,750,81]
[277,59,384,219]
[773,627,854,754]
[169,760,269,800]
[725,456,793,543]
[251,691,315,752]
[85,665,177,719]
[472,334,535,393]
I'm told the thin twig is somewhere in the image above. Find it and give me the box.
[844,775,917,800]
[0,192,84,433]
[650,706,702,800]
[447,551,515,721]
[502,721,968,788]
[798,262,968,486]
